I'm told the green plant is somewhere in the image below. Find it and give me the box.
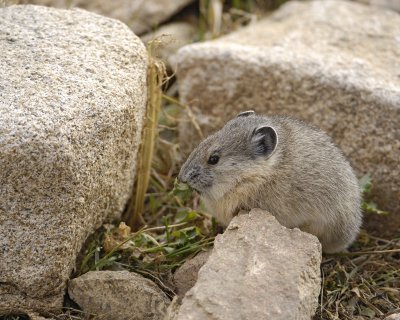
[77,101,217,287]
[78,195,215,290]
[359,174,389,216]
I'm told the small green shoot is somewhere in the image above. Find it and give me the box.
[77,215,214,283]
[359,174,389,216]
[170,178,193,202]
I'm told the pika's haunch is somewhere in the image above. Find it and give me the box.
[178,111,362,253]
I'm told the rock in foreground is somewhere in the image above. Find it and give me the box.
[173,250,211,299]
[385,313,400,320]
[68,271,170,320]
[358,0,400,12]
[26,0,195,35]
[175,0,400,234]
[176,209,322,320]
[0,5,146,313]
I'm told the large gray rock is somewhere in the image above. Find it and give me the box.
[175,0,400,234]
[23,0,195,35]
[385,313,400,320]
[68,271,170,320]
[176,209,322,320]
[0,5,146,314]
[355,0,400,12]
[173,250,211,298]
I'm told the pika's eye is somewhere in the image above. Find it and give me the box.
[208,155,220,165]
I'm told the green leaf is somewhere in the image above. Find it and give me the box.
[170,178,193,201]
[164,246,175,254]
[175,209,199,223]
[149,195,161,213]
[359,174,389,216]
[172,178,191,192]
[359,174,372,195]
[362,202,389,216]
[162,216,171,243]
[94,254,119,271]
[359,306,375,319]
[185,211,199,221]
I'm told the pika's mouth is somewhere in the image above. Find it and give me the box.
[172,178,207,198]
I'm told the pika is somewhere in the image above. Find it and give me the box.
[178,111,362,253]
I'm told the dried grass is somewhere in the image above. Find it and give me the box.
[316,232,400,319]
[2,1,399,320]
[125,40,167,229]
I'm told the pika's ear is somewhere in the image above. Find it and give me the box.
[251,125,278,157]
[237,110,255,117]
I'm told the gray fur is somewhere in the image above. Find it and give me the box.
[178,113,362,253]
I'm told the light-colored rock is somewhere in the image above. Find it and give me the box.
[0,5,146,314]
[164,296,181,320]
[385,313,400,320]
[22,0,195,35]
[142,22,197,70]
[370,0,400,11]
[175,0,400,234]
[68,271,170,320]
[176,209,322,320]
[354,0,400,12]
[173,250,211,298]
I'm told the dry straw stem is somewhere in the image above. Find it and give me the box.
[209,0,223,38]
[126,40,166,229]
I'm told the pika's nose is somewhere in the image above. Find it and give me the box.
[178,166,199,184]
